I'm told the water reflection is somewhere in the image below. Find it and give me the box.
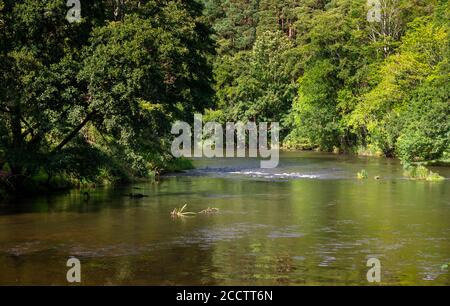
[0,152,449,285]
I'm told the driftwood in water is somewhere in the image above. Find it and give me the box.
[198,207,219,214]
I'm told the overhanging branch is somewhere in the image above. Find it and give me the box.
[52,110,97,153]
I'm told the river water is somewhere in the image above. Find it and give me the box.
[0,151,449,285]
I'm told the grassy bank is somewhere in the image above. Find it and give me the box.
[0,157,193,199]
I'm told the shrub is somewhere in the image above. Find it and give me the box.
[403,164,444,181]
[357,169,369,179]
[397,79,450,163]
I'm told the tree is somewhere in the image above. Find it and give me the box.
[0,0,213,190]
[286,0,447,156]
[288,0,371,151]
[351,15,448,157]
[214,30,298,127]
[202,0,259,54]
[396,78,449,163]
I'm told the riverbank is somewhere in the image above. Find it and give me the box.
[2,150,448,201]
[0,157,194,200]
[282,146,449,179]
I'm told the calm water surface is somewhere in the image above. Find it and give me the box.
[0,151,449,285]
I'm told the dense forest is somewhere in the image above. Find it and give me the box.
[203,0,449,159]
[0,0,449,195]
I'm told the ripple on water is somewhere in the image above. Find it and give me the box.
[173,223,271,246]
[4,241,43,256]
[318,256,336,267]
[267,225,304,239]
[67,243,151,258]
[229,171,319,180]
[185,167,324,180]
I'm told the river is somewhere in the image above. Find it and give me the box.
[0,151,449,285]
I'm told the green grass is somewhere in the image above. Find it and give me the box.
[403,165,445,181]
[164,157,194,173]
[357,169,369,179]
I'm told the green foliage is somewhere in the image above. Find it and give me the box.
[290,59,343,151]
[202,0,259,54]
[0,0,214,193]
[164,157,194,173]
[396,78,450,163]
[403,164,444,181]
[1,0,448,195]
[214,30,298,135]
[290,1,447,160]
[201,0,448,160]
[441,263,450,271]
[357,169,368,179]
[206,0,448,162]
[351,15,448,157]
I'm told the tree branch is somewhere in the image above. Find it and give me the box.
[52,111,97,152]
